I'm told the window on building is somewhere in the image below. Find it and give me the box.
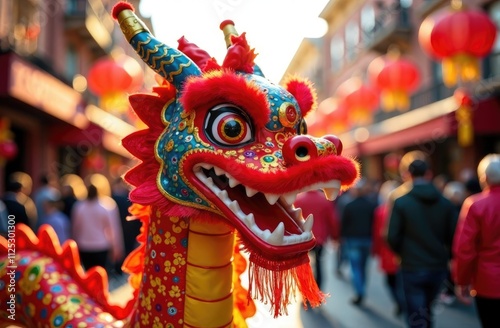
[65,45,78,82]
[488,2,500,78]
[330,35,344,73]
[345,21,359,61]
[11,0,40,55]
[361,4,375,42]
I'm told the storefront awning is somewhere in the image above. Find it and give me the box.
[341,97,457,157]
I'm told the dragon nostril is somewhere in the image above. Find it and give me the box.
[283,135,317,166]
[323,135,343,155]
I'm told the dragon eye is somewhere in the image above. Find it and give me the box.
[205,104,253,146]
[297,118,308,135]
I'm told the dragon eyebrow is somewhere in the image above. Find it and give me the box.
[180,70,271,129]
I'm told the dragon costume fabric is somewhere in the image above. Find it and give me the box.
[0,2,359,327]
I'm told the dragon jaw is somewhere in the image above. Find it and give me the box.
[184,159,342,259]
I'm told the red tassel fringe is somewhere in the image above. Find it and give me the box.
[247,253,327,317]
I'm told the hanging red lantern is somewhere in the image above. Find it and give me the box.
[336,77,379,126]
[0,118,18,164]
[418,2,497,87]
[87,53,144,113]
[368,51,421,111]
[317,97,350,134]
[0,140,18,160]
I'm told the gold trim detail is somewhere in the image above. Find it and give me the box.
[116,9,150,42]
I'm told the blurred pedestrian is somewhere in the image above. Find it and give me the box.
[60,184,78,221]
[2,181,30,227]
[387,158,458,328]
[0,200,9,238]
[333,189,353,278]
[453,154,500,328]
[372,179,403,316]
[439,180,467,305]
[33,173,59,232]
[340,178,377,306]
[295,189,339,290]
[9,172,37,229]
[72,183,124,271]
[111,178,140,275]
[39,190,70,244]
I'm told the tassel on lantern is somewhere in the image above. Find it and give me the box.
[456,104,473,146]
[381,89,411,112]
[454,88,474,147]
[442,54,481,87]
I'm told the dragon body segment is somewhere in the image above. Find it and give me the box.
[0,2,359,327]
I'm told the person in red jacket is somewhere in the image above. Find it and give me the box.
[453,153,500,328]
[295,189,339,291]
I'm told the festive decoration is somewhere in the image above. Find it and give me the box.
[418,1,497,87]
[87,52,144,114]
[454,88,474,147]
[316,97,350,134]
[368,50,421,111]
[0,118,18,165]
[0,2,359,328]
[336,76,379,125]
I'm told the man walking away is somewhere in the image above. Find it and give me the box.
[387,158,457,328]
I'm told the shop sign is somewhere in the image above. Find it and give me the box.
[8,56,87,128]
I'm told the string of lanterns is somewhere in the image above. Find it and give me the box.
[311,0,496,146]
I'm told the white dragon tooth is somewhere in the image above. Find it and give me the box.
[229,200,241,213]
[264,193,280,205]
[303,214,314,232]
[217,189,229,200]
[214,166,225,176]
[281,192,298,206]
[244,213,255,227]
[291,207,303,220]
[323,187,339,201]
[228,177,240,188]
[200,163,213,170]
[206,177,214,186]
[267,222,285,245]
[245,187,258,197]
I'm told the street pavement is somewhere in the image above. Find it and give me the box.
[109,243,482,328]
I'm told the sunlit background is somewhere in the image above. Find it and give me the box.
[140,0,329,82]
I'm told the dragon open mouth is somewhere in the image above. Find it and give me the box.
[192,163,341,256]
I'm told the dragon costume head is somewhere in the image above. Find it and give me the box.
[113,1,358,318]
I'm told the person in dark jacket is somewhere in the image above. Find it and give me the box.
[2,181,30,227]
[341,178,377,306]
[387,158,457,328]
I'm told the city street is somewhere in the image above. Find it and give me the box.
[244,244,482,328]
[110,243,482,328]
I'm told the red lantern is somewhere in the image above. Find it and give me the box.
[368,52,421,111]
[317,98,350,134]
[0,140,18,160]
[418,3,497,87]
[336,77,379,126]
[0,118,17,164]
[87,54,144,112]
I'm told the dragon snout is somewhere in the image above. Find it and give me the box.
[282,134,343,166]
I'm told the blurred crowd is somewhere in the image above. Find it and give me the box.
[0,172,141,277]
[296,151,500,328]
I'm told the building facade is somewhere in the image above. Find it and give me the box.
[286,0,500,182]
[0,0,153,193]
